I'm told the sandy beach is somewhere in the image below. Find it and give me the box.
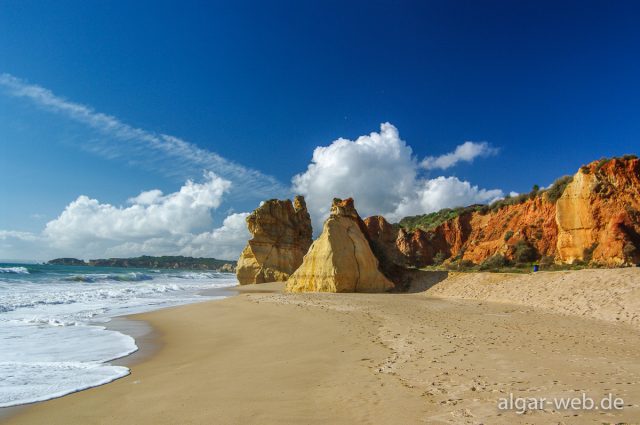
[5,270,640,424]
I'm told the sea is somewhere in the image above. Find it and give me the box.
[0,262,237,408]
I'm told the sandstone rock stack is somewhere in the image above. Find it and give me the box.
[286,198,394,293]
[236,196,312,285]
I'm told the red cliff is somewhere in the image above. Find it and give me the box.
[366,156,640,268]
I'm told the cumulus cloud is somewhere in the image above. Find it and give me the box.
[390,177,503,220]
[0,73,286,200]
[292,123,503,228]
[292,123,417,222]
[44,171,230,245]
[98,212,250,260]
[0,173,250,261]
[421,141,498,170]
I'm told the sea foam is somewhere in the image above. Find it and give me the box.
[0,266,29,274]
[0,263,236,408]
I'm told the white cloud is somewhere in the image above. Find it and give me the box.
[292,123,503,228]
[180,212,250,259]
[44,171,230,245]
[421,141,498,170]
[389,177,503,220]
[99,212,250,261]
[0,73,286,200]
[128,189,164,205]
[292,123,417,223]
[0,173,249,261]
[0,230,40,241]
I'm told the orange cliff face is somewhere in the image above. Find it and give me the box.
[556,157,640,266]
[389,197,558,266]
[462,196,558,263]
[364,157,640,267]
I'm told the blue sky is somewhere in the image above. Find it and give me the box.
[1,0,639,260]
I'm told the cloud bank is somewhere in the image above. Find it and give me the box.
[0,73,286,200]
[0,74,505,261]
[0,173,249,261]
[421,141,498,170]
[293,123,503,228]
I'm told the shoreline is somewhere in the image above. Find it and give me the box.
[0,317,159,422]
[0,283,238,420]
[110,284,241,369]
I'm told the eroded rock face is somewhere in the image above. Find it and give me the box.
[363,215,404,266]
[556,158,640,265]
[236,196,312,284]
[387,157,640,267]
[218,263,236,273]
[286,198,394,293]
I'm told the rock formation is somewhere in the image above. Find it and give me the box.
[236,196,312,284]
[363,216,404,266]
[286,198,394,293]
[366,156,640,267]
[218,263,236,273]
[556,157,640,265]
[366,198,558,268]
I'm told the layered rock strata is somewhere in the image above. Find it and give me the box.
[286,198,394,293]
[236,196,312,284]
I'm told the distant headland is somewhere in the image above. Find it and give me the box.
[47,255,236,272]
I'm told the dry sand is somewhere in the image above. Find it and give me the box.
[4,270,640,424]
[424,267,640,327]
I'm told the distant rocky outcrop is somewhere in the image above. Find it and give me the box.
[236,196,313,285]
[286,198,394,293]
[218,263,236,273]
[47,256,236,271]
[47,258,88,266]
[374,156,640,268]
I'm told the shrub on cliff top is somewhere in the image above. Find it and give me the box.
[398,204,484,231]
[545,175,573,203]
[489,193,530,212]
[595,157,610,173]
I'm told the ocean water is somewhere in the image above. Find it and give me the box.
[0,262,237,408]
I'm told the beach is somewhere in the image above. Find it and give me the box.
[4,269,640,424]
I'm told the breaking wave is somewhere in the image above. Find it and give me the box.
[0,266,30,274]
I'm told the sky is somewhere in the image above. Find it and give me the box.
[1,0,639,261]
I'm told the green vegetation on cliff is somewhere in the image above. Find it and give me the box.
[398,174,576,233]
[398,204,486,231]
